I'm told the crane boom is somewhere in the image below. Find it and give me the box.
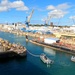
[45,16,51,25]
[25,9,34,28]
[27,9,34,23]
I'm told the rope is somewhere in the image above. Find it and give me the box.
[27,50,40,57]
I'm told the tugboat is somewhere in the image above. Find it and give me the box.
[71,56,75,62]
[40,53,53,64]
[26,34,28,41]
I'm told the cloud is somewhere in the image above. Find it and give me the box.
[0,6,8,12]
[48,9,68,18]
[10,0,29,11]
[47,3,71,10]
[56,3,71,10]
[46,5,55,10]
[10,0,24,8]
[0,0,29,12]
[16,6,29,11]
[0,0,9,11]
[0,0,9,6]
[46,3,71,18]
[69,16,75,19]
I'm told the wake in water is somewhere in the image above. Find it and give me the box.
[27,50,40,57]
[47,64,50,67]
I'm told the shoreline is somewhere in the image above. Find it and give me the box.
[0,28,55,38]
[0,29,75,55]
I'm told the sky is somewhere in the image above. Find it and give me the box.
[0,0,75,26]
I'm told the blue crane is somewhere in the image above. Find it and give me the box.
[25,9,34,29]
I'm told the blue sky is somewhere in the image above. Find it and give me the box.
[0,0,75,26]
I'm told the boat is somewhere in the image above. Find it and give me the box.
[71,56,75,62]
[40,53,53,64]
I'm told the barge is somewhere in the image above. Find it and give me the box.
[0,38,27,59]
[30,40,75,55]
[0,47,27,59]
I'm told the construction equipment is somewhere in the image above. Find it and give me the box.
[25,9,34,29]
[44,16,51,26]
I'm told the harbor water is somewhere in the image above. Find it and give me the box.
[0,31,75,75]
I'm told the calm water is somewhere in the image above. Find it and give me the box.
[0,31,75,75]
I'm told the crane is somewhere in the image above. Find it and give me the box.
[25,9,34,29]
[72,18,75,25]
[45,16,51,26]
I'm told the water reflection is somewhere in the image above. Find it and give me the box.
[44,47,56,56]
